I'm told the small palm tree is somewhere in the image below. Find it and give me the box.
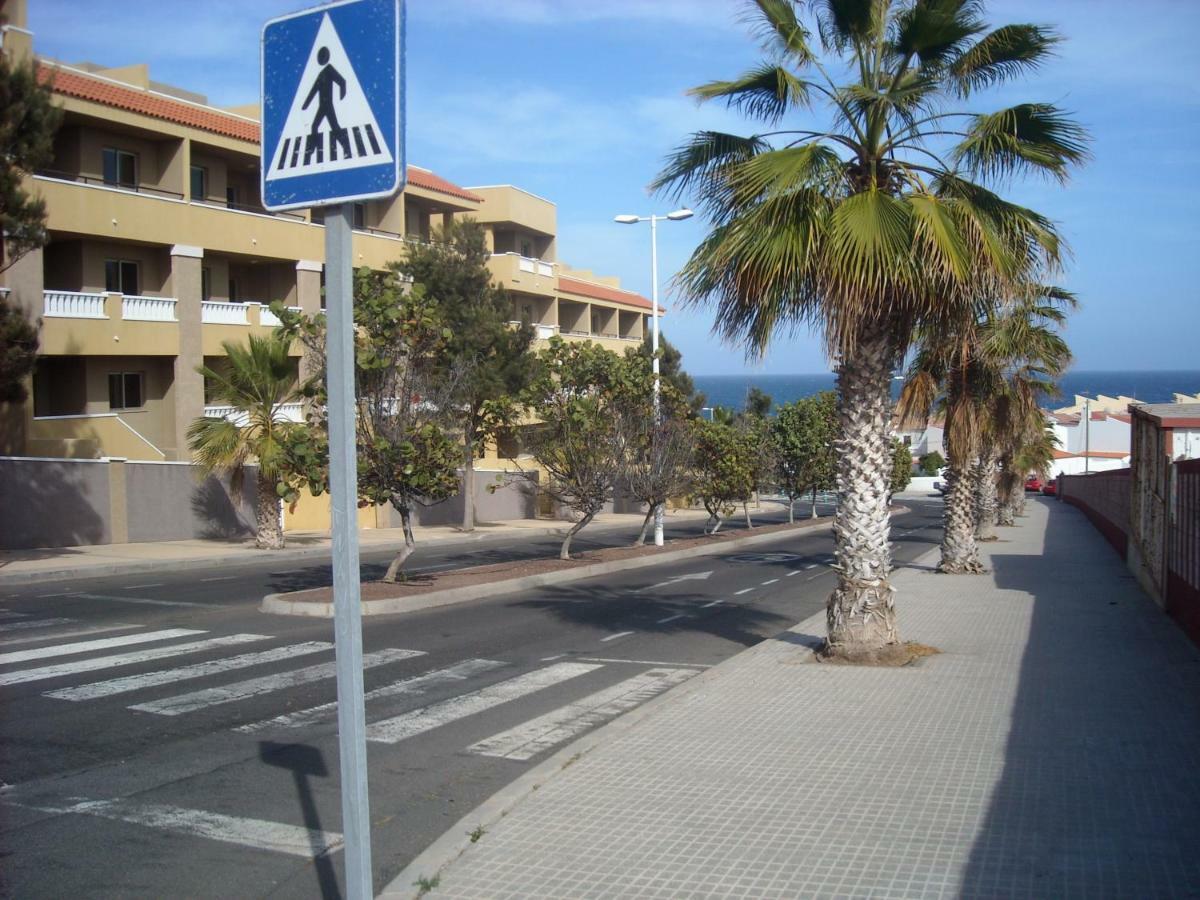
[654,0,1086,656]
[188,334,301,549]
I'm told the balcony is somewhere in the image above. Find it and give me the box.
[203,403,305,425]
[508,321,558,341]
[487,253,557,297]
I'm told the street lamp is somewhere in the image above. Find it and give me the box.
[615,207,693,547]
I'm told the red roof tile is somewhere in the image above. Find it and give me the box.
[39,62,481,204]
[1052,449,1129,459]
[558,276,653,311]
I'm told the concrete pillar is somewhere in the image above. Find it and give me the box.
[170,245,204,461]
[295,260,323,315]
[107,457,129,544]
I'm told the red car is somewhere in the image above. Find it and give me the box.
[1024,476,1042,492]
[1042,479,1058,497]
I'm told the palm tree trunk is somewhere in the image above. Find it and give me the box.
[974,450,1000,542]
[255,475,284,550]
[826,326,898,655]
[940,465,985,573]
[560,511,595,560]
[461,437,476,532]
[1015,488,1028,518]
[383,500,416,583]
[996,467,1019,526]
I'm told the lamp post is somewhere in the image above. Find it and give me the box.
[615,208,693,547]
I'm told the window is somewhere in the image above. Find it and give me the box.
[228,278,239,302]
[102,147,137,188]
[226,185,240,210]
[310,207,325,225]
[108,372,144,410]
[520,239,533,258]
[352,203,367,229]
[201,267,212,302]
[104,259,140,295]
[190,165,208,201]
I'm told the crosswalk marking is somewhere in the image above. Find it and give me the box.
[46,642,331,701]
[0,628,205,666]
[468,667,696,761]
[0,624,138,649]
[0,634,267,688]
[236,658,507,734]
[129,648,424,717]
[365,662,601,744]
[0,617,73,633]
[29,798,342,859]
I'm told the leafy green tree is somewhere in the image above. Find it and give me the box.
[773,392,837,522]
[396,219,535,532]
[188,334,302,549]
[744,386,773,419]
[1,53,62,271]
[917,451,945,476]
[626,332,706,415]
[710,405,737,427]
[0,292,37,402]
[523,338,632,559]
[890,439,914,496]
[275,272,462,581]
[691,419,757,534]
[653,0,1085,657]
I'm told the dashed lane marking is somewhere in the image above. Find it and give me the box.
[656,613,689,624]
[600,631,635,643]
[734,588,754,596]
[700,600,722,608]
[786,570,802,577]
[803,564,818,570]
[761,579,779,586]
[73,593,207,609]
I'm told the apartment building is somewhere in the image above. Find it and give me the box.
[0,1,653,472]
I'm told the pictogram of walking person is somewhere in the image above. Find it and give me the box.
[303,47,351,162]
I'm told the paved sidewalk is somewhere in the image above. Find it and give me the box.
[0,510,709,585]
[385,499,1200,899]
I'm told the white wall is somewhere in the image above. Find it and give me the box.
[1174,428,1200,461]
[1048,456,1128,479]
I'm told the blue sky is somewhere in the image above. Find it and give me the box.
[28,0,1200,375]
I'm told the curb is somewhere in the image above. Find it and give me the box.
[377,607,830,898]
[0,519,680,588]
[261,517,835,618]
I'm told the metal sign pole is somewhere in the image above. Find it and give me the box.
[324,202,373,898]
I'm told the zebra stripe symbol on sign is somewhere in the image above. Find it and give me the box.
[267,12,393,181]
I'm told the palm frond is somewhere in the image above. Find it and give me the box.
[949,24,1060,96]
[954,103,1090,184]
[690,63,813,124]
[744,0,815,64]
[650,131,770,206]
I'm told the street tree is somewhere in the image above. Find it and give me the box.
[918,451,945,476]
[890,439,914,497]
[396,219,535,532]
[654,0,1086,658]
[523,338,630,560]
[691,419,757,534]
[188,334,303,550]
[0,292,37,402]
[1,52,62,271]
[772,392,837,522]
[626,331,706,415]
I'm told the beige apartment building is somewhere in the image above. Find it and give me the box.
[0,0,653,481]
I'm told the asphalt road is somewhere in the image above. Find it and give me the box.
[0,497,944,899]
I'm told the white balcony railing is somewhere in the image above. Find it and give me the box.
[507,321,559,340]
[536,260,553,277]
[517,256,536,274]
[203,402,305,426]
[122,295,177,322]
[201,301,249,325]
[44,290,107,319]
[259,305,302,327]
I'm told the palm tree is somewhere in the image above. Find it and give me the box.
[188,334,301,550]
[1008,422,1058,519]
[653,0,1086,656]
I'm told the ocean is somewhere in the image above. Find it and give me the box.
[692,370,1200,413]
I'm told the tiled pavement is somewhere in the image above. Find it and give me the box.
[386,499,1200,899]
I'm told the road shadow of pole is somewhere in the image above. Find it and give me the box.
[258,741,342,900]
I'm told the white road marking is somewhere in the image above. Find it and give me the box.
[47,642,331,701]
[0,635,266,687]
[701,599,723,608]
[74,593,206,609]
[126,583,165,589]
[0,628,205,667]
[0,611,28,620]
[0,618,73,633]
[734,588,754,596]
[634,571,713,593]
[540,654,565,661]
[468,668,697,761]
[201,576,236,582]
[578,657,710,668]
[803,564,818,570]
[761,579,779,586]
[129,648,424,717]
[656,613,689,624]
[786,570,802,577]
[365,662,601,744]
[235,658,506,734]
[31,798,342,859]
[600,631,634,642]
[0,623,138,649]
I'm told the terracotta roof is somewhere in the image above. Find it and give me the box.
[406,168,482,203]
[558,276,653,311]
[1052,449,1130,459]
[38,62,481,204]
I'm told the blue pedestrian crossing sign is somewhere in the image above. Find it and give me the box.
[261,0,404,211]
